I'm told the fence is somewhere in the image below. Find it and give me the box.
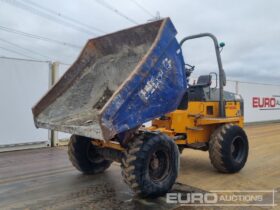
[0,57,279,151]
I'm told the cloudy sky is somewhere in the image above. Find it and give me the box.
[0,0,280,84]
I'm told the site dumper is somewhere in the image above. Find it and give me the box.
[33,18,249,197]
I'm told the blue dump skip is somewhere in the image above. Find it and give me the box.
[32,18,187,140]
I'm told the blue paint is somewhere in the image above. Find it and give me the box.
[101,18,188,138]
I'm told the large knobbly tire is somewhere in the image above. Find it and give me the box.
[121,132,180,198]
[209,124,249,173]
[68,135,112,174]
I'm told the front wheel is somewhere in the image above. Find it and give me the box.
[209,124,249,173]
[121,132,180,197]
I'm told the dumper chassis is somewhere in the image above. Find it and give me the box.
[67,32,249,197]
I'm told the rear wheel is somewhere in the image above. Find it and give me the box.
[68,135,112,174]
[121,132,179,197]
[209,124,249,173]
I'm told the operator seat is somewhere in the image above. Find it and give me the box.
[189,75,212,101]
[195,75,212,87]
[178,75,212,109]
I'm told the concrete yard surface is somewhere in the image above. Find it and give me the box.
[0,123,279,210]
[176,122,280,210]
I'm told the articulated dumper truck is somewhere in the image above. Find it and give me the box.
[33,18,249,197]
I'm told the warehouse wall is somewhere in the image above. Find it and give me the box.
[0,57,49,146]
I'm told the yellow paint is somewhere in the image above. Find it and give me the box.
[150,101,243,145]
[91,101,244,151]
[91,139,124,151]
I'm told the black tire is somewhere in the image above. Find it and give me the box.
[178,146,184,154]
[68,135,112,174]
[209,124,249,173]
[121,132,179,198]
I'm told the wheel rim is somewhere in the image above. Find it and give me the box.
[87,143,103,163]
[148,149,170,182]
[231,136,246,163]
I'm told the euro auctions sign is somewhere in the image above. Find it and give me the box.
[166,190,277,207]
[252,96,280,110]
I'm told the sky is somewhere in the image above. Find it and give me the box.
[0,0,280,84]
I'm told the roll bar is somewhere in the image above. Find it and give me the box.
[180,33,226,117]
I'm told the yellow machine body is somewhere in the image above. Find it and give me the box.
[91,100,244,151]
[147,101,243,146]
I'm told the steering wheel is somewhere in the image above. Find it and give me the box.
[185,63,195,77]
